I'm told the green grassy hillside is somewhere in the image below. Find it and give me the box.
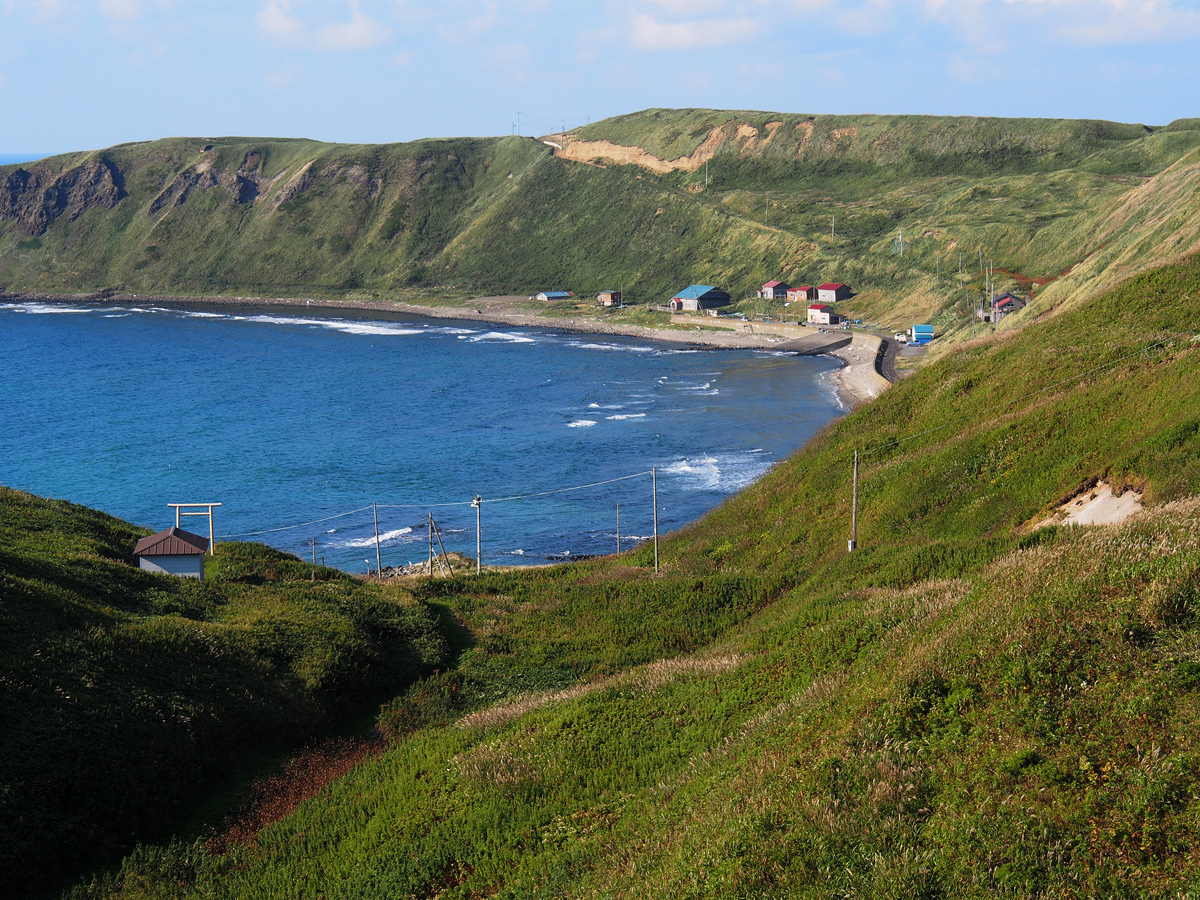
[0,490,448,898]
[5,110,1200,342]
[58,244,1200,897]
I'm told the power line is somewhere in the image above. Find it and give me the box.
[216,471,657,539]
[219,505,375,538]
[481,471,654,504]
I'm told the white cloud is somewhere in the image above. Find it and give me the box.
[645,0,730,13]
[99,0,143,19]
[31,0,67,21]
[437,0,500,40]
[1003,0,1200,44]
[835,0,894,36]
[258,0,304,43]
[315,1,392,49]
[631,13,762,49]
[258,0,392,50]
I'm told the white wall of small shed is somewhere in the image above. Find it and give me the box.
[139,555,205,580]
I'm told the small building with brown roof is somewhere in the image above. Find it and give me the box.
[759,280,789,300]
[787,286,816,303]
[133,526,209,580]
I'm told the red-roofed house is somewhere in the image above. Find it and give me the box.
[787,286,816,303]
[759,280,789,300]
[807,304,840,326]
[133,527,209,580]
[817,283,851,303]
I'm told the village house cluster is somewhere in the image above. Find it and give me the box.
[536,279,855,323]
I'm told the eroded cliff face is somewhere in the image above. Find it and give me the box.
[0,157,124,236]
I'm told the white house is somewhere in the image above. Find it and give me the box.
[807,303,840,326]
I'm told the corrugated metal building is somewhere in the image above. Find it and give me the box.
[669,284,732,312]
[910,324,934,345]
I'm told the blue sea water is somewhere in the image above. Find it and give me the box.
[0,301,844,571]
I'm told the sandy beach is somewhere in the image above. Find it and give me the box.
[2,289,895,408]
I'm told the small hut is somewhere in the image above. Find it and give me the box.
[133,527,209,580]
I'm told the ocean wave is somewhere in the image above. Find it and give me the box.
[606,413,646,420]
[588,403,624,410]
[471,331,537,343]
[4,303,90,314]
[567,419,597,428]
[662,451,769,491]
[243,314,423,337]
[182,311,226,319]
[333,526,415,549]
[567,340,656,353]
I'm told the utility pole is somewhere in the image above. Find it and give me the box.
[472,495,482,575]
[652,467,659,575]
[517,110,521,136]
[427,512,433,574]
[373,501,382,578]
[616,502,621,554]
[849,450,859,552]
[764,192,770,226]
[832,215,835,239]
[311,536,316,565]
[705,158,708,186]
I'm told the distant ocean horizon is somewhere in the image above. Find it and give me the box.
[0,301,845,572]
[0,153,49,166]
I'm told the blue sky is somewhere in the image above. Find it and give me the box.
[2,0,1198,157]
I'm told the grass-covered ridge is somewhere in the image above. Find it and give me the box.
[0,489,449,898]
[5,110,1200,349]
[58,243,1200,897]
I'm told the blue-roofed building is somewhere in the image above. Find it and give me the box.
[910,324,934,345]
[668,284,731,313]
[536,290,574,301]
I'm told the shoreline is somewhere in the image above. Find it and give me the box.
[1,289,892,408]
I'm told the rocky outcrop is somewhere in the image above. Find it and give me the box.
[0,157,124,236]
[147,152,287,215]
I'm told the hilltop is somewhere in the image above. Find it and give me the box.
[5,110,1200,353]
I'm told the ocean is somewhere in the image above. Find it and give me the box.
[0,301,844,571]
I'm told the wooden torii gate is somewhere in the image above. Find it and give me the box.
[168,503,221,555]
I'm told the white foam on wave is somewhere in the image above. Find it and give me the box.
[568,340,656,353]
[662,450,771,492]
[568,419,598,428]
[471,331,536,344]
[5,303,90,314]
[606,413,646,421]
[588,402,623,410]
[244,314,424,337]
[183,311,225,319]
[335,526,414,548]
[817,369,848,412]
